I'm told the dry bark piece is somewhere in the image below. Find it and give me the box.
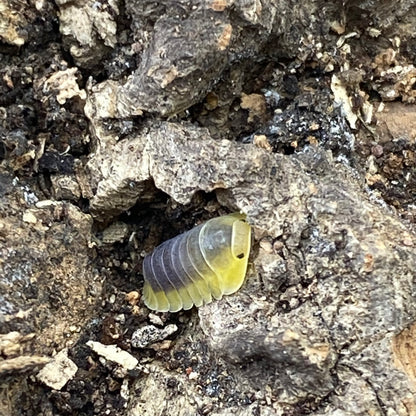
[0,356,50,376]
[125,291,140,306]
[376,102,416,141]
[88,13,231,117]
[253,134,272,152]
[0,332,36,357]
[90,0,333,119]
[87,122,308,240]
[210,0,228,12]
[331,74,358,129]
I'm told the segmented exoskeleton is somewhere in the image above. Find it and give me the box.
[142,213,251,312]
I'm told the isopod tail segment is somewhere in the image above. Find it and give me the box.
[142,213,251,312]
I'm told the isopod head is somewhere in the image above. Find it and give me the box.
[142,213,251,312]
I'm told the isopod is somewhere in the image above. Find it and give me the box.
[142,213,251,312]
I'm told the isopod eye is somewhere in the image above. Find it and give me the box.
[231,218,250,260]
[197,214,251,295]
[142,213,251,312]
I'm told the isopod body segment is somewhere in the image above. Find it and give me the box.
[142,213,251,312]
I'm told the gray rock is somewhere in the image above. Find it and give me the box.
[85,110,416,412]
[131,324,178,349]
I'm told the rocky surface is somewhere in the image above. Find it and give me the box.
[1,0,416,415]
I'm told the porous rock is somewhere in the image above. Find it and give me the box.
[86,0,333,118]
[128,366,199,416]
[0,356,51,376]
[0,182,101,362]
[42,68,86,105]
[87,121,309,243]
[86,112,416,411]
[56,0,119,68]
[0,180,102,412]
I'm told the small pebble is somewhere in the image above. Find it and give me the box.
[22,211,37,224]
[259,238,273,254]
[188,371,198,380]
[125,291,140,306]
[148,313,164,326]
[253,134,272,152]
[150,340,173,351]
[273,240,284,253]
[131,324,178,348]
[371,144,384,157]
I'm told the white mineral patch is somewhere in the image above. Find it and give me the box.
[86,340,138,370]
[331,74,358,129]
[37,349,78,390]
[22,211,37,224]
[43,68,87,105]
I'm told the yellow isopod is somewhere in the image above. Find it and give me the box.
[142,213,251,312]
